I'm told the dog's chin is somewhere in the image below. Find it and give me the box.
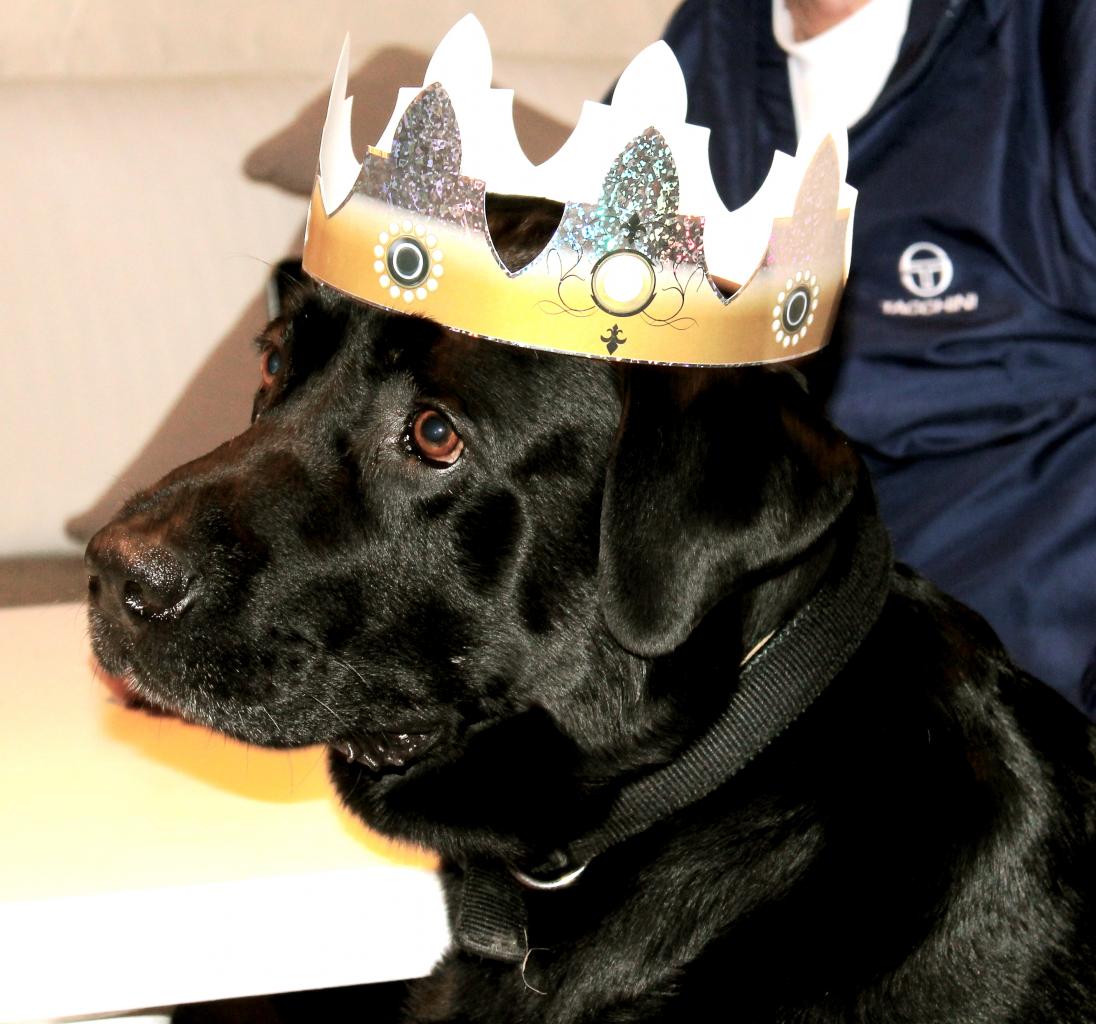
[91,638,447,769]
[89,646,295,748]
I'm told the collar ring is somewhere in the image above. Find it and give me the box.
[510,862,587,891]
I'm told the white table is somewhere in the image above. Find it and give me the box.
[0,603,450,1023]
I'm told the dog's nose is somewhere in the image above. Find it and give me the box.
[85,524,193,627]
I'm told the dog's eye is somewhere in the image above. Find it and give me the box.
[260,344,285,389]
[408,409,463,466]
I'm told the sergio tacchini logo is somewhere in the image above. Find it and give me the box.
[899,242,953,298]
[881,241,978,317]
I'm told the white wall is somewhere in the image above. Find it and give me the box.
[0,1,678,80]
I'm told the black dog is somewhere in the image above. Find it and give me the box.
[87,200,1096,1023]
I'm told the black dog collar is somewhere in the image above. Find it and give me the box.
[455,500,894,964]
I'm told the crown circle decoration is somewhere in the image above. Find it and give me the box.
[771,271,821,348]
[302,15,857,367]
[373,220,444,302]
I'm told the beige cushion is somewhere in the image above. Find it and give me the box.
[63,290,273,545]
[244,47,574,197]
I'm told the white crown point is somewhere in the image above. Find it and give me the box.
[318,34,359,215]
[376,13,520,185]
[462,86,538,193]
[705,149,795,285]
[793,129,857,274]
[612,41,689,125]
[535,41,711,215]
[795,121,849,178]
[425,14,493,91]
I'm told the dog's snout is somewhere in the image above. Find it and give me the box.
[85,524,193,627]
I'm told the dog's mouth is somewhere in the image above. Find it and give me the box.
[330,728,443,772]
[89,623,445,767]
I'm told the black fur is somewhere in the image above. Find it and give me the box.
[87,203,1096,1023]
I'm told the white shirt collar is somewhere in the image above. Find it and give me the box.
[772,0,913,136]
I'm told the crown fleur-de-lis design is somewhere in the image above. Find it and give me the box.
[600,324,627,355]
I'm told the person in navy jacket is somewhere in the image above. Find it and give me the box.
[660,0,1096,713]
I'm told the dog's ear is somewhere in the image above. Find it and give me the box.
[598,365,860,657]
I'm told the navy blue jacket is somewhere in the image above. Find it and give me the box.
[662,0,1096,711]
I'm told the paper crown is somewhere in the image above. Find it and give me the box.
[302,15,856,366]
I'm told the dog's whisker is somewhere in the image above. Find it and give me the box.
[309,693,349,728]
[343,762,363,802]
[328,654,370,687]
[288,627,372,693]
[226,252,277,269]
[520,940,548,996]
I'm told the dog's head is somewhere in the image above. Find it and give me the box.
[87,199,860,858]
